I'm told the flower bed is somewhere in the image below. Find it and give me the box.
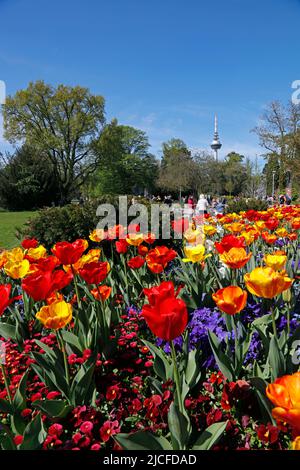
[0,205,300,451]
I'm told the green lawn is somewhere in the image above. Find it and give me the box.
[0,211,36,249]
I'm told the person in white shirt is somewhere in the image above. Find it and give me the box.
[196,194,209,215]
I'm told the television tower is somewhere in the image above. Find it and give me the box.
[210,115,222,161]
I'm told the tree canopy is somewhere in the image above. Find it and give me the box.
[87,120,159,196]
[3,80,106,203]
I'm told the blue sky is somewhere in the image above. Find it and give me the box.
[0,0,299,164]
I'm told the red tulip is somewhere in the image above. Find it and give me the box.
[146,246,177,274]
[115,239,128,254]
[215,234,246,254]
[138,245,149,256]
[127,256,145,269]
[52,239,88,265]
[78,261,110,285]
[21,238,39,249]
[22,270,73,301]
[172,218,189,234]
[142,281,188,341]
[33,256,60,272]
[0,284,21,315]
[265,217,279,231]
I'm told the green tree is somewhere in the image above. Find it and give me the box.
[253,100,300,192]
[3,80,106,203]
[0,145,60,210]
[88,120,159,195]
[192,152,225,195]
[262,153,280,196]
[158,139,196,197]
[223,152,248,195]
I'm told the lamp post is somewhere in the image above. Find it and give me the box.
[272,170,276,200]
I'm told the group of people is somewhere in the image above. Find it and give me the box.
[184,194,226,217]
[266,194,292,206]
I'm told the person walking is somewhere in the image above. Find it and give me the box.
[196,194,209,215]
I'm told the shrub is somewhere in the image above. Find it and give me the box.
[19,196,153,249]
[224,197,268,214]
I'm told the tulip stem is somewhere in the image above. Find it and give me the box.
[57,331,70,386]
[96,285,109,344]
[170,341,183,414]
[271,306,277,339]
[232,316,238,371]
[71,266,82,309]
[0,363,12,405]
[287,308,291,338]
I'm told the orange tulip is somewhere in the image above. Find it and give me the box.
[244,267,293,299]
[224,222,244,234]
[292,437,300,450]
[276,227,288,238]
[212,286,247,315]
[292,218,300,230]
[262,231,277,245]
[36,300,72,330]
[219,247,252,269]
[266,372,300,432]
[91,285,112,301]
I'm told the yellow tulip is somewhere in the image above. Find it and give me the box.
[126,233,144,246]
[239,231,255,246]
[36,300,72,330]
[6,247,24,263]
[89,229,106,242]
[4,259,30,279]
[244,267,293,299]
[264,253,287,271]
[276,227,288,237]
[183,227,203,244]
[203,225,217,236]
[183,245,211,263]
[26,245,47,260]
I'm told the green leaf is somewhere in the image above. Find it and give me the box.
[142,340,172,382]
[208,331,234,381]
[168,402,190,450]
[20,413,47,450]
[70,355,96,405]
[33,399,73,418]
[61,330,82,353]
[268,335,285,380]
[11,413,26,436]
[35,339,57,359]
[30,352,69,399]
[185,349,201,389]
[0,398,13,414]
[193,421,227,450]
[13,370,29,412]
[0,429,17,450]
[114,431,172,450]
[0,323,16,341]
[249,377,274,423]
